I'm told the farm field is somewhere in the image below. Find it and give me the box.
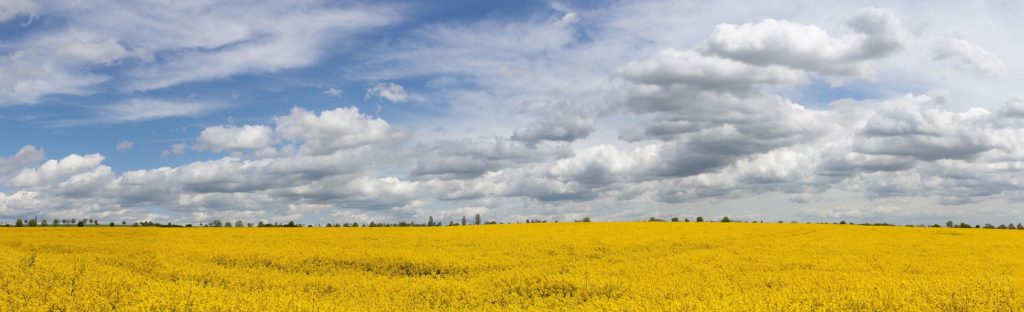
[1,222,1023,311]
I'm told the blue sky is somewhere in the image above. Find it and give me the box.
[2,0,1024,225]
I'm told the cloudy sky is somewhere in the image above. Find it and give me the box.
[2,0,1023,225]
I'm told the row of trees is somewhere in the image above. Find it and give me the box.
[10,218,103,227]
[8,214,1024,230]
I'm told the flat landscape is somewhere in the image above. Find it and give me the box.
[1,223,1022,311]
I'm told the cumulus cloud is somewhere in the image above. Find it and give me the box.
[1,105,414,221]
[0,146,44,180]
[274,107,400,155]
[511,112,594,144]
[365,82,410,103]
[701,7,907,76]
[196,125,273,153]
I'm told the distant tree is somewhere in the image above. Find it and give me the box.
[839,220,847,225]
[257,221,265,227]
[76,221,84,227]
[474,214,481,225]
[670,217,679,222]
[946,221,954,228]
[998,224,1008,229]
[1018,223,1024,230]
[52,219,59,226]
[28,218,37,227]
[461,216,467,226]
[696,217,704,222]
[684,218,690,222]
[41,220,48,226]
[15,219,23,227]
[225,221,232,227]
[428,216,435,227]
[235,221,243,227]
[287,221,296,227]
[109,222,115,227]
[721,216,731,223]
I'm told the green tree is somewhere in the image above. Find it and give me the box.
[76,221,85,227]
[474,214,481,225]
[428,216,435,227]
[696,217,704,222]
[461,216,467,226]
[15,219,23,227]
[28,218,37,227]
[670,217,679,222]
[721,216,731,223]
[946,221,954,228]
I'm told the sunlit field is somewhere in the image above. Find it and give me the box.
[1,223,1023,311]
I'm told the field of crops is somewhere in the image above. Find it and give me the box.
[1,222,1022,311]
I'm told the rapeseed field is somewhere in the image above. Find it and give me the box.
[1,222,1022,311]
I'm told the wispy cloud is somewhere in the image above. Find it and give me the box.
[52,98,227,127]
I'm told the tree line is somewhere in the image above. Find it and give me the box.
[5,214,1024,230]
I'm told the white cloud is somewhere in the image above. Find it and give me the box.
[933,38,1004,75]
[619,49,808,90]
[96,98,224,123]
[701,7,907,76]
[196,125,273,152]
[10,153,106,188]
[323,88,343,97]
[116,141,134,152]
[0,51,108,106]
[0,145,44,180]
[57,39,143,65]
[274,107,399,155]
[0,1,400,105]
[162,143,188,157]
[365,82,410,103]
[512,112,594,144]
[0,0,37,22]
